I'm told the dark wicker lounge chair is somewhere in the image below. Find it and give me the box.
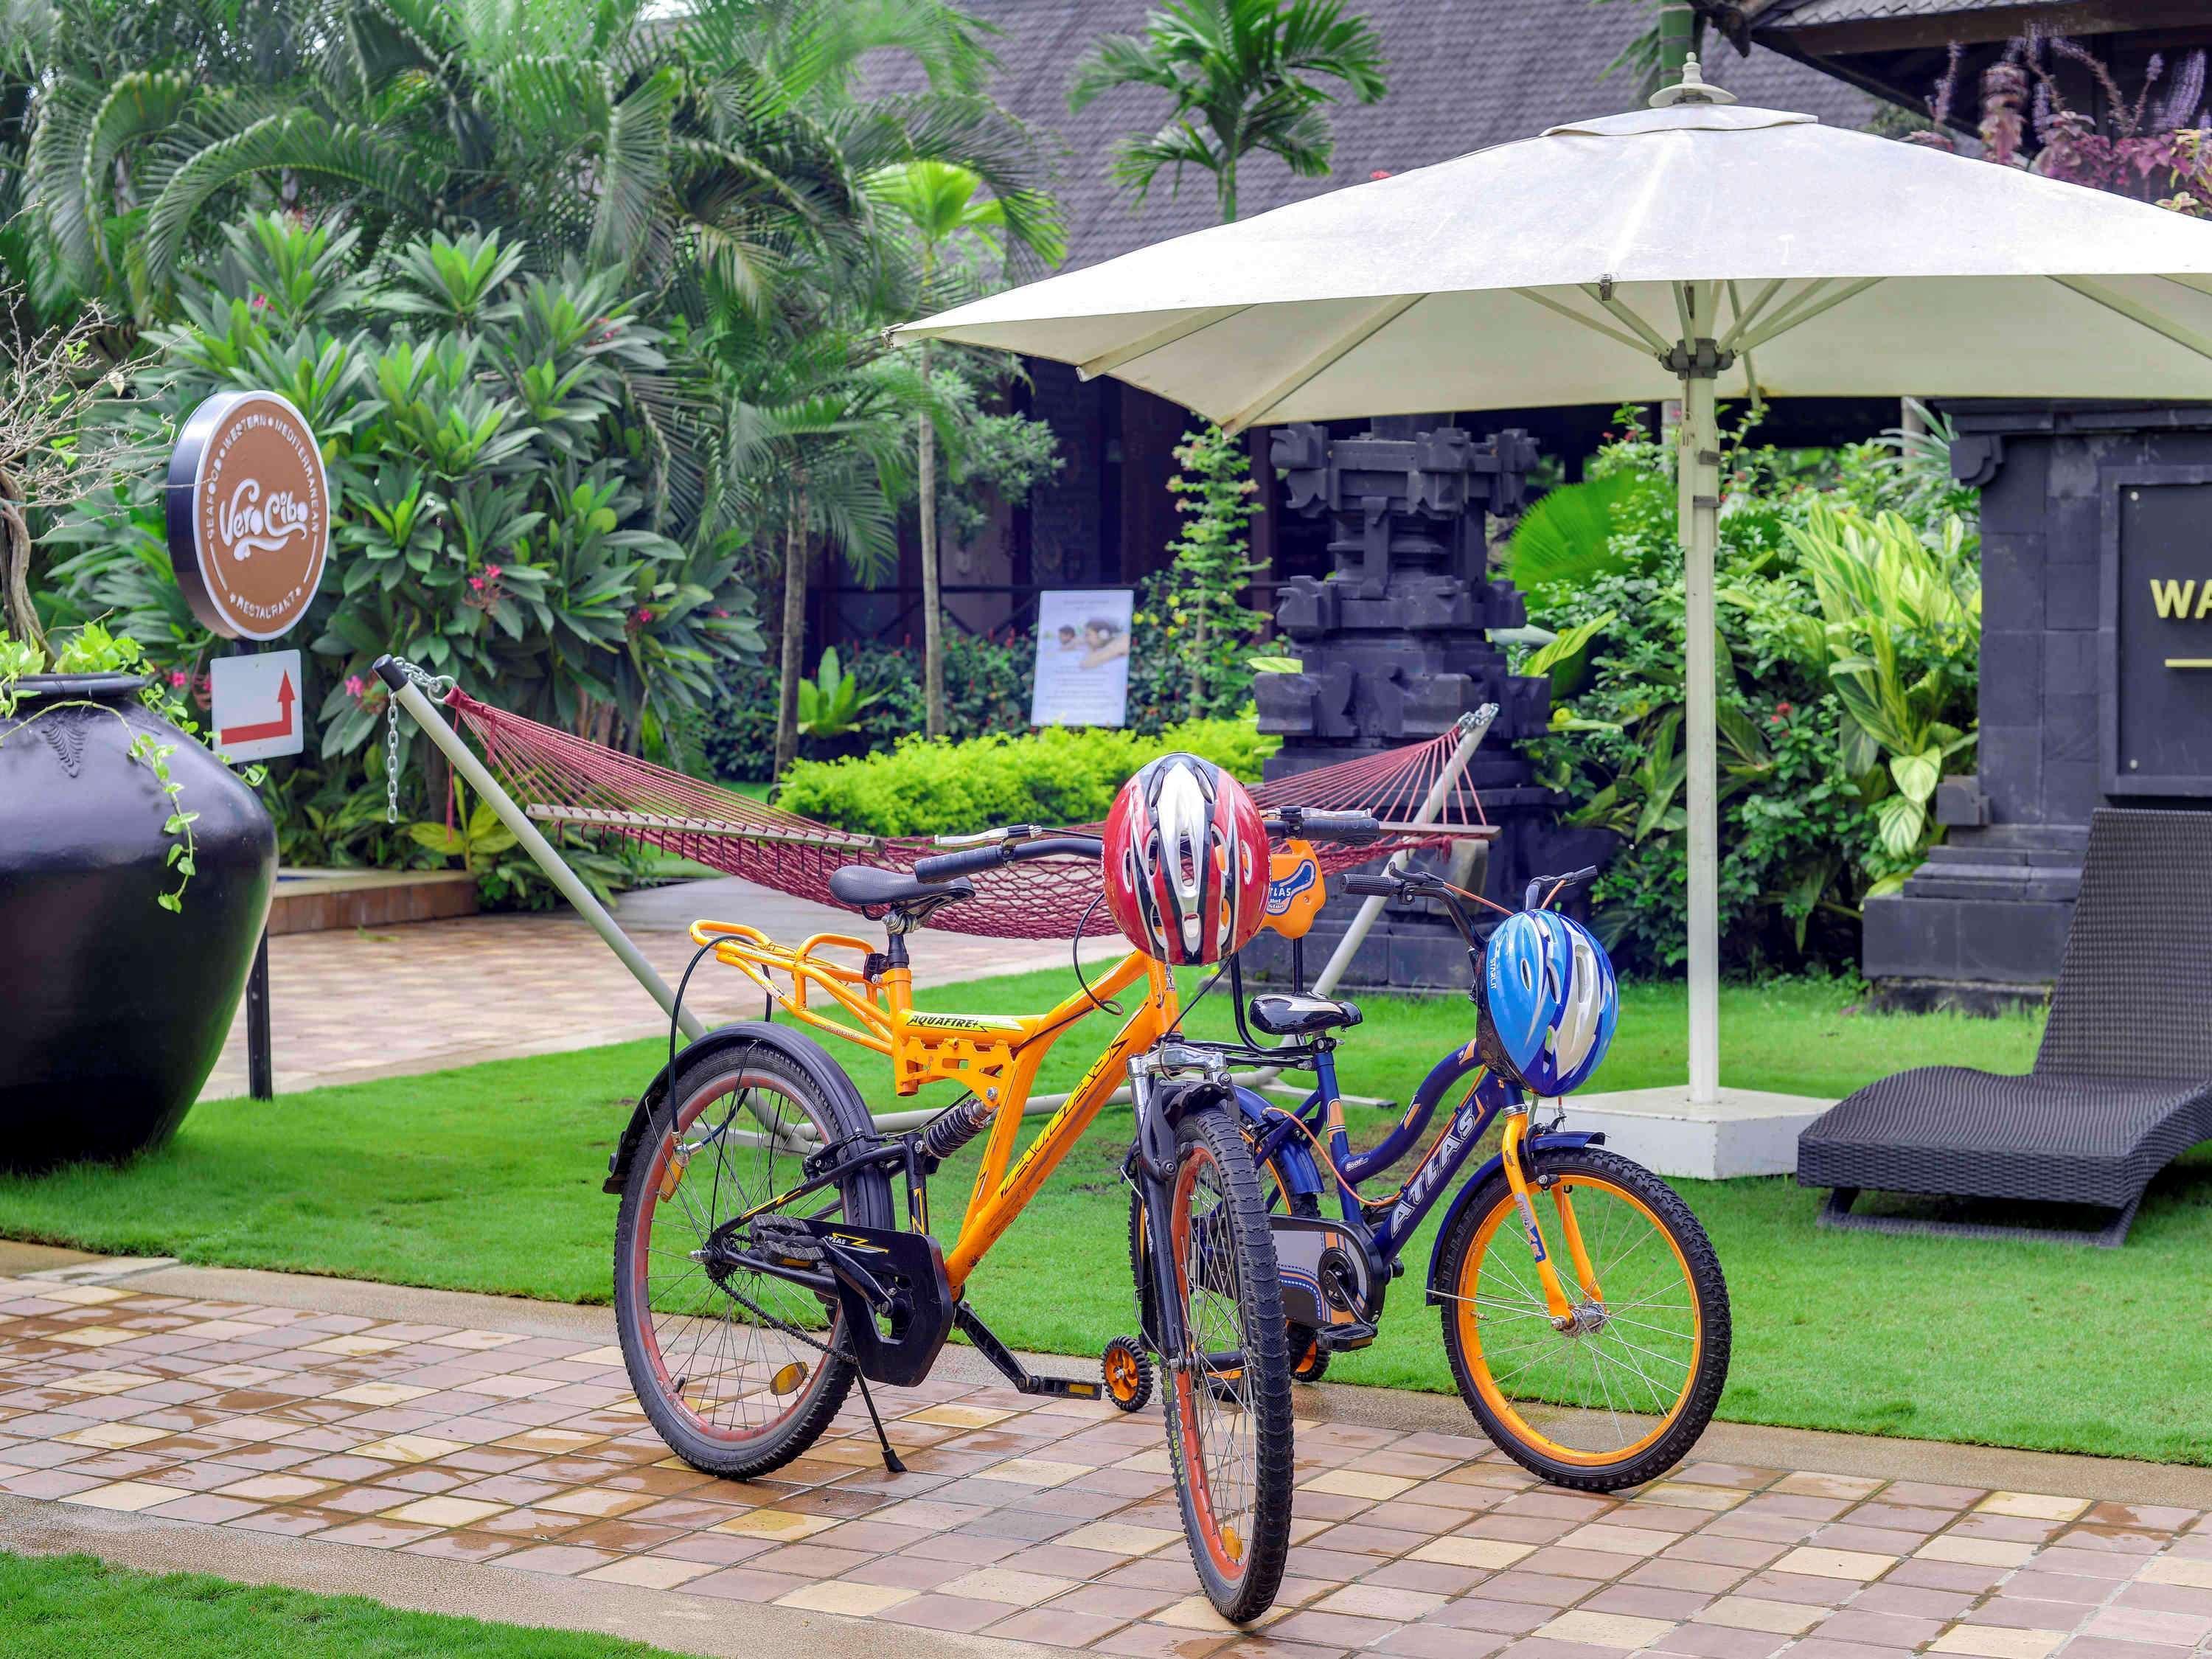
[1799,808,2212,1247]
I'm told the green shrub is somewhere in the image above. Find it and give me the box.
[1517,406,1979,974]
[776,718,1276,836]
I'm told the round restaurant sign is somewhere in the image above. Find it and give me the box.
[165,390,330,641]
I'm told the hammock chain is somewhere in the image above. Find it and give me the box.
[384,658,458,824]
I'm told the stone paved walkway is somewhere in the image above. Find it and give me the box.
[3,1270,2210,1659]
[204,876,1116,1101]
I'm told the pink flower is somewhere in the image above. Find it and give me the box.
[249,292,268,312]
[484,563,502,580]
[710,608,729,619]
[169,669,189,688]
[636,608,655,624]
[468,575,485,591]
[345,675,366,698]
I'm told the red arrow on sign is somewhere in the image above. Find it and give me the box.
[218,669,296,746]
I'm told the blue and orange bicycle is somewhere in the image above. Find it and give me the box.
[1110,835,1731,1493]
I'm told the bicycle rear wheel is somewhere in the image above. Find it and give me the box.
[1437,1145,1728,1491]
[1156,1105,1294,1623]
[613,1037,891,1480]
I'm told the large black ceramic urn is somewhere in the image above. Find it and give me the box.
[0,672,275,1169]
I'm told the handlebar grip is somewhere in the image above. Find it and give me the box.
[911,835,1104,884]
[911,844,1006,881]
[1339,872,1402,897]
[1293,810,1384,845]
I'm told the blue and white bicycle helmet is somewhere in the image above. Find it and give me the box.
[1475,911,1618,1097]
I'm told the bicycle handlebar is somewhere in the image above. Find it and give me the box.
[911,835,1104,883]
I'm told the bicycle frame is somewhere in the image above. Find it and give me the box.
[1242,1038,1604,1325]
[688,920,1175,1292]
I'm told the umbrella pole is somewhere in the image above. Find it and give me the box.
[1680,355,1722,1107]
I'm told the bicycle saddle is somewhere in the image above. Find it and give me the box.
[1247,993,1363,1037]
[829,864,975,927]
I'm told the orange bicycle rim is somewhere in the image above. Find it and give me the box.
[1453,1172,1702,1467]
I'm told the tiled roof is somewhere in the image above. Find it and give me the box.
[869,0,1873,271]
[1750,0,2032,24]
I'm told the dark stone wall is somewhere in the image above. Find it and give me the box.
[1866,403,2212,1001]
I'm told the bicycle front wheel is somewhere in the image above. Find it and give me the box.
[1437,1145,1729,1491]
[1157,1105,1294,1624]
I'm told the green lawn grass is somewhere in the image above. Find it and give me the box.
[0,1553,700,1658]
[2,967,2208,1463]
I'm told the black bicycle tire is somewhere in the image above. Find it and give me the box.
[1158,1105,1295,1624]
[1436,1146,1731,1492]
[613,1041,893,1480]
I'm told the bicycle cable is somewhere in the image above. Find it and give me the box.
[1071,889,1124,1017]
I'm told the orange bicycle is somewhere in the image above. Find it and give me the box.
[601,824,1366,1621]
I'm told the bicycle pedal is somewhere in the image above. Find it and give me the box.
[1016,1375,1104,1401]
[1314,1319,1378,1353]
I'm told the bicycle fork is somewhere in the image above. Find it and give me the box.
[1500,1107,1604,1329]
[1128,1063,1194,1366]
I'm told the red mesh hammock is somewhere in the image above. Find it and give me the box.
[444,689,1489,941]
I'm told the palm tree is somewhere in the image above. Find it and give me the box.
[866,159,1063,738]
[705,304,929,776]
[1068,0,1386,225]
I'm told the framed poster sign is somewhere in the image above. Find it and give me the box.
[1031,589,1135,728]
[2101,467,2212,796]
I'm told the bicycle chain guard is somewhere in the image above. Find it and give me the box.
[1272,1214,1381,1350]
[804,1220,956,1388]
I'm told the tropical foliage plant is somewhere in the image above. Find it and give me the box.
[43,211,760,874]
[1514,407,1980,971]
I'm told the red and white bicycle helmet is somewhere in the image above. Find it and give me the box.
[1102,753,1270,965]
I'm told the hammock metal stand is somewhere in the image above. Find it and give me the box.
[372,655,1494,1131]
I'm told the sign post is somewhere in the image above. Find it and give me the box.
[167,391,329,1102]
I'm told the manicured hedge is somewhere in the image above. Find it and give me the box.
[775,720,1276,836]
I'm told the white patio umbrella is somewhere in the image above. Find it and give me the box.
[894,59,2212,1108]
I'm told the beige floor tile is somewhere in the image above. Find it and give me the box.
[1057,1521,1183,1557]
[1561,1523,1680,1557]
[63,1481,192,1513]
[36,1285,128,1306]
[49,1326,137,1347]
[495,1429,606,1453]
[776,1581,917,1615]
[710,1509,839,1541]
[426,1330,525,1351]
[1153,1596,1287,1633]
[1411,1536,1535,1569]
[382,1496,509,1528]
[326,1382,435,1407]
[537,1488,653,1519]
[904,1404,1012,1429]
[212,1475,332,1502]
[1316,1585,1448,1620]
[302,1335,403,1356]
[1917,1535,2037,1568]
[2141,1558,2212,1589]
[1298,1467,1416,1500]
[198,1416,306,1441]
[55,1423,170,1450]
[1700,1596,1823,1635]
[1975,1492,2089,1522]
[1932,1626,2068,1659]
[1773,1545,1897,1580]
[355,1435,468,1464]
[49,1371,155,1395]
[585,1557,718,1591]
[1538,1611,1677,1649]
[975,1458,1090,1487]
[939,1568,1079,1606]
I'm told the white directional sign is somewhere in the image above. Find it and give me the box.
[210,649,305,762]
